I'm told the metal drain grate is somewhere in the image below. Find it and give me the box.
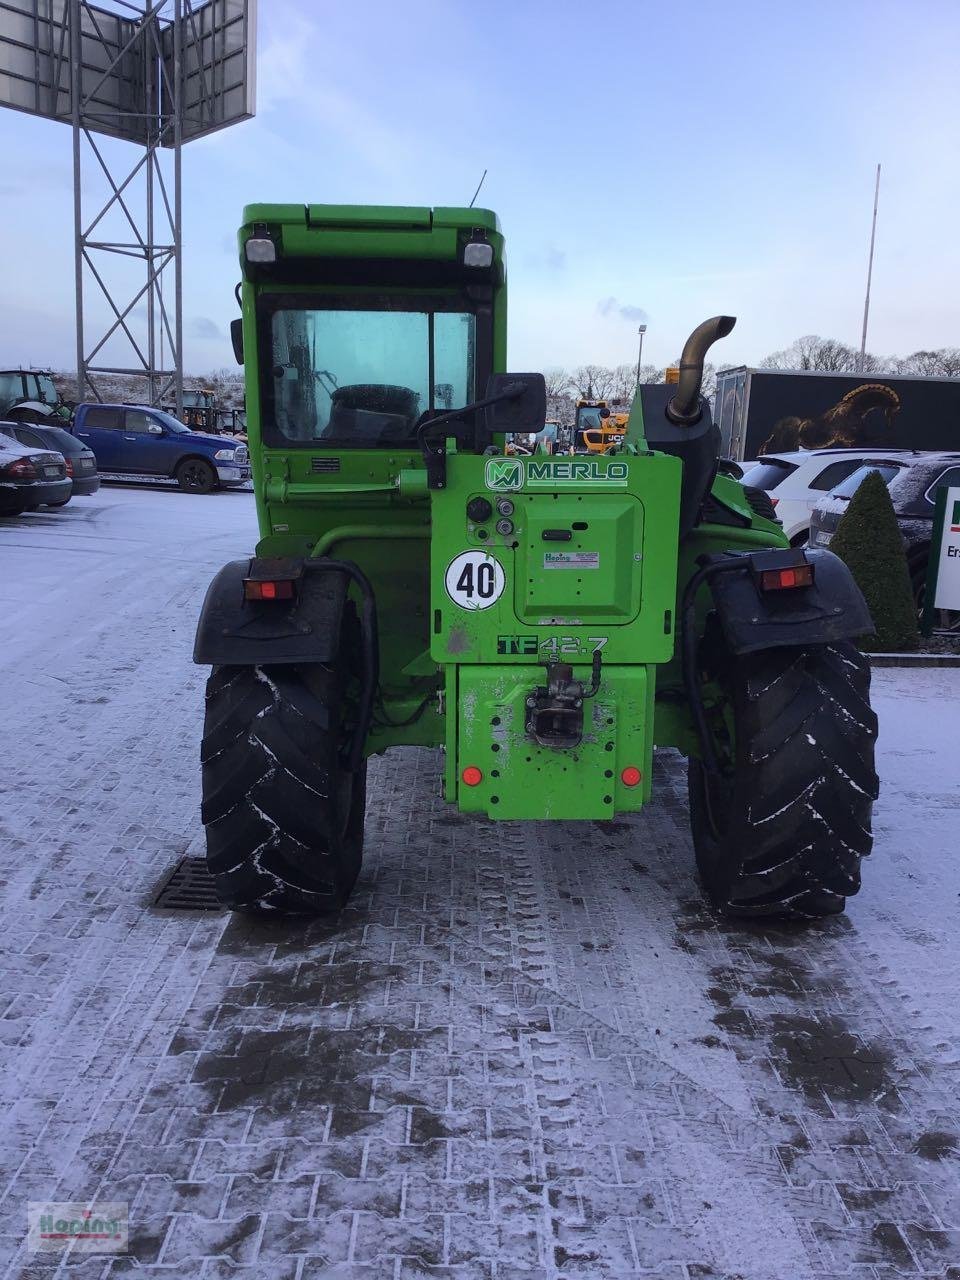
[154,857,222,910]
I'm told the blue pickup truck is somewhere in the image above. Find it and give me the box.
[72,403,250,493]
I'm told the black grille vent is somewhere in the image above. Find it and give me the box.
[154,857,222,910]
[743,484,781,524]
[311,457,341,474]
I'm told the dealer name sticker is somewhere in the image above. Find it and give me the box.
[543,551,600,569]
[445,551,505,610]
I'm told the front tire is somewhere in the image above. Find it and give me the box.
[176,457,217,493]
[200,664,366,913]
[688,641,878,920]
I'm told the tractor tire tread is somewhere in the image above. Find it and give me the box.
[689,641,878,921]
[200,664,364,913]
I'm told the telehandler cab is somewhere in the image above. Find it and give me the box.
[194,205,878,920]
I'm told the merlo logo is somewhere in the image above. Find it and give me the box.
[485,458,524,491]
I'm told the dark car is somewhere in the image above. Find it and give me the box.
[0,420,99,499]
[0,434,71,515]
[810,451,960,617]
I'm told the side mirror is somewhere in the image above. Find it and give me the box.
[483,373,546,434]
[147,423,163,435]
[230,318,244,365]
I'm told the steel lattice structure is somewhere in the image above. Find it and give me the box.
[0,0,255,409]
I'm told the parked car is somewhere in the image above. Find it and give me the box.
[809,451,960,623]
[740,448,920,545]
[72,403,251,493]
[0,421,99,501]
[0,434,71,515]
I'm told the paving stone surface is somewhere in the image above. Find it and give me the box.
[1,487,959,1278]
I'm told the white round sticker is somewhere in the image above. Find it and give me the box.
[444,550,505,610]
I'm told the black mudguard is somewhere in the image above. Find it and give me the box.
[193,558,351,666]
[707,548,873,655]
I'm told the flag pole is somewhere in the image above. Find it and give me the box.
[858,164,881,372]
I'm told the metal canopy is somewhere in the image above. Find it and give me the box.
[0,0,256,409]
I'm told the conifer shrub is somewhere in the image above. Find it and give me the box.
[829,468,919,652]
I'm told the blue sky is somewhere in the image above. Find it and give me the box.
[2,0,958,374]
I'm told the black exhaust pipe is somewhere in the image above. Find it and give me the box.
[666,315,736,425]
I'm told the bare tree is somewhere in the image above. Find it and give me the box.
[570,364,617,399]
[541,367,574,421]
[542,367,570,399]
[894,348,960,377]
[759,334,887,374]
[700,362,720,402]
[609,362,640,403]
[854,350,890,375]
[636,362,664,385]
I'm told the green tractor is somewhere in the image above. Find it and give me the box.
[194,204,878,920]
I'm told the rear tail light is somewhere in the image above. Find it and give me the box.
[759,564,815,591]
[768,497,779,508]
[64,459,74,477]
[243,579,296,602]
[3,458,36,478]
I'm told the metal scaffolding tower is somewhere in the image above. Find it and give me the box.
[0,0,255,409]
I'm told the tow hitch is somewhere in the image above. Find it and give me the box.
[524,651,603,749]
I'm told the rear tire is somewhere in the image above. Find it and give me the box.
[176,458,217,493]
[200,663,366,913]
[688,641,878,920]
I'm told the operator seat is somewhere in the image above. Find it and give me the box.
[325,383,421,443]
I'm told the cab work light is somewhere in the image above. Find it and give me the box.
[245,237,276,264]
[463,241,494,268]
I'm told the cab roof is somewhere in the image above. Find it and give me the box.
[242,205,501,234]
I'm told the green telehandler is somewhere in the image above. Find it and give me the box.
[194,204,878,920]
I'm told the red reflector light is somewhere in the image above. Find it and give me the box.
[461,766,483,787]
[621,766,642,787]
[244,579,295,601]
[760,564,814,591]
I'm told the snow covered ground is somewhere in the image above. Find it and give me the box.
[1,484,959,1278]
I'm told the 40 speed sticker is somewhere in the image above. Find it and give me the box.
[445,550,505,610]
